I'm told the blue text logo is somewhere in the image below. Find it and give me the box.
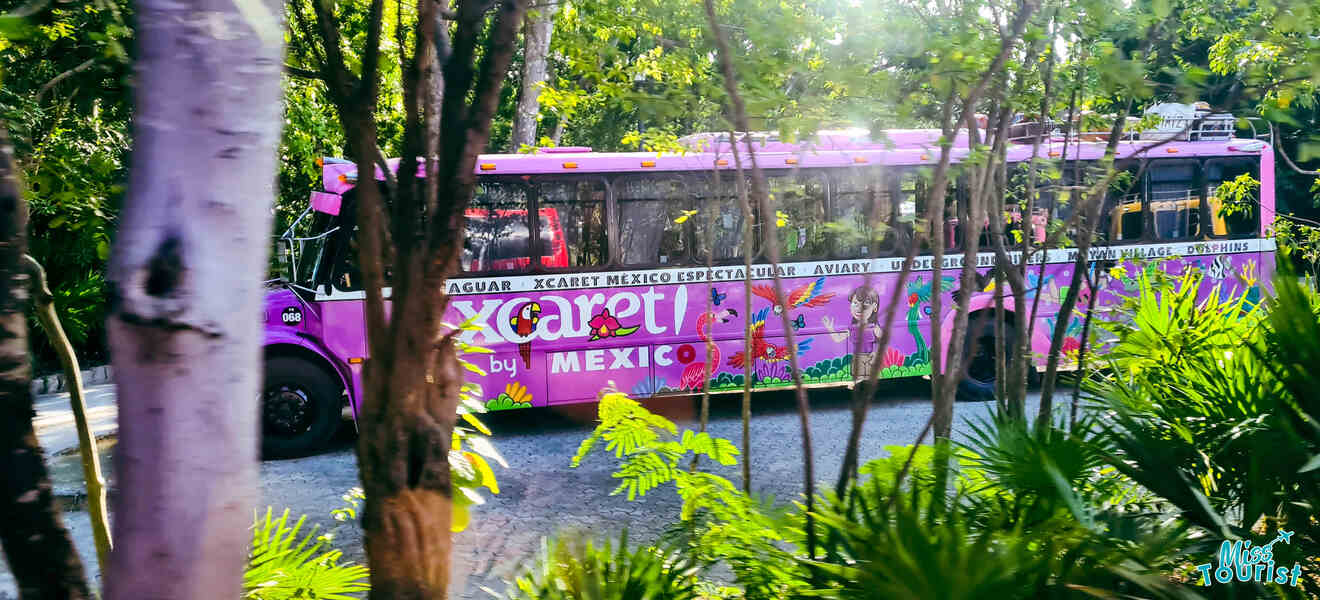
[1194,530,1302,587]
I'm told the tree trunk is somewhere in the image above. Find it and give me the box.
[510,0,558,151]
[104,1,284,598]
[357,320,460,600]
[1038,101,1133,428]
[23,254,113,576]
[0,126,91,600]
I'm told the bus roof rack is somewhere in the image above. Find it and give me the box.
[676,128,960,152]
[1139,102,1235,142]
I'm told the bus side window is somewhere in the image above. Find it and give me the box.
[897,169,959,253]
[693,173,750,262]
[997,163,1051,247]
[1101,164,1143,243]
[1053,160,1100,246]
[832,168,894,258]
[616,176,691,266]
[767,171,829,259]
[464,182,532,273]
[896,170,923,251]
[538,180,608,268]
[1147,161,1203,241]
[1205,158,1259,238]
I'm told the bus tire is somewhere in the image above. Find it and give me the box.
[956,314,1014,403]
[261,356,342,459]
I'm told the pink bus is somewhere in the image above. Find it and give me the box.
[260,109,1274,456]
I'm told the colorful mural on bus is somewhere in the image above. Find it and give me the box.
[260,109,1275,455]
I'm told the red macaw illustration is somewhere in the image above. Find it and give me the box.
[752,276,836,315]
[509,301,541,369]
[728,308,815,369]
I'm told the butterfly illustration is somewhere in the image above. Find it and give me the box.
[711,287,727,306]
[790,314,806,330]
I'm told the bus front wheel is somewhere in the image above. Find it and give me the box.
[261,356,342,459]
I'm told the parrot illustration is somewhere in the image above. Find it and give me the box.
[752,276,836,315]
[510,302,541,369]
[728,308,815,369]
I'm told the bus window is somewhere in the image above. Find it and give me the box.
[1205,158,1259,237]
[896,170,922,250]
[1148,161,1203,241]
[832,168,894,258]
[767,171,828,259]
[617,176,691,265]
[538,180,607,268]
[463,182,532,273]
[1101,164,1143,243]
[1052,160,1114,246]
[896,169,959,253]
[999,162,1054,247]
[693,173,750,262]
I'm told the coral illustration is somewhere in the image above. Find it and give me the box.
[631,376,667,398]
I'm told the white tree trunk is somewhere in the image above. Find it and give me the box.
[104,1,284,598]
[510,0,558,150]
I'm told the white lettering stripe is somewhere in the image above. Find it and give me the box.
[315,238,1270,301]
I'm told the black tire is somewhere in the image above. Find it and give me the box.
[261,356,343,459]
[956,313,1015,403]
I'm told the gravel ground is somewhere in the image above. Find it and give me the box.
[3,382,1043,599]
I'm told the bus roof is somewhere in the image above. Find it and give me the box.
[319,134,1268,195]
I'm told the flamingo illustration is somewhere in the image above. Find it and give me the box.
[679,308,737,390]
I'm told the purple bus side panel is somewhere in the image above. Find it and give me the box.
[320,301,367,411]
[446,248,1267,409]
[283,248,1267,412]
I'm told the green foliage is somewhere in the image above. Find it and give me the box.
[1086,260,1320,595]
[572,392,738,501]
[485,393,533,411]
[505,533,702,600]
[570,393,807,598]
[449,319,506,532]
[810,422,1195,600]
[1274,218,1320,282]
[0,0,132,370]
[802,355,853,384]
[876,363,931,379]
[243,507,370,600]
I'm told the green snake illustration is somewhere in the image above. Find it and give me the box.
[905,276,956,365]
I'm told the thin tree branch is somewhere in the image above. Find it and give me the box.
[309,0,358,104]
[283,64,324,80]
[1273,123,1320,176]
[34,58,96,104]
[703,0,820,563]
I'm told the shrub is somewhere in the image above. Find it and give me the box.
[243,507,370,600]
[504,533,702,600]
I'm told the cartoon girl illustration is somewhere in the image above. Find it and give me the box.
[823,285,882,381]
